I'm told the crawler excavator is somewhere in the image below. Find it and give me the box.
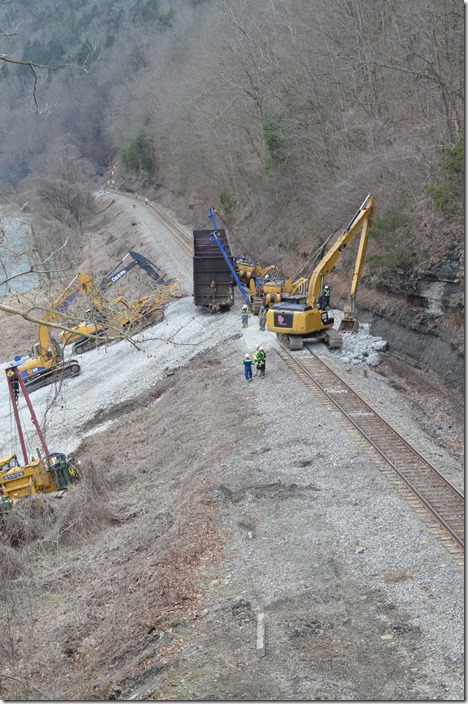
[266,193,374,350]
[9,273,96,392]
[61,252,179,354]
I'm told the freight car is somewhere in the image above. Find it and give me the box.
[193,228,235,312]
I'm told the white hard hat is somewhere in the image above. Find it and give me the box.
[245,353,250,358]
[324,284,329,290]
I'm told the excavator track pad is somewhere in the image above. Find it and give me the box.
[324,328,342,348]
[24,361,81,392]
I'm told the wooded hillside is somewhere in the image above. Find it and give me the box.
[0,0,463,283]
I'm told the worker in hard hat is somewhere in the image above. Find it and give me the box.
[319,284,331,310]
[256,346,266,377]
[258,305,267,331]
[243,353,253,382]
[240,304,251,328]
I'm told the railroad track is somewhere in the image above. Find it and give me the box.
[111,189,464,557]
[277,344,464,558]
[110,189,193,256]
[146,201,193,256]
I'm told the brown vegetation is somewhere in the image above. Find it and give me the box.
[0,0,463,285]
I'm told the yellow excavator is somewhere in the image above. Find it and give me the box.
[10,273,96,391]
[266,193,374,350]
[234,257,296,313]
[60,252,180,354]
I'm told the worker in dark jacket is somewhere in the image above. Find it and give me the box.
[319,284,331,310]
[258,305,267,331]
[243,353,253,381]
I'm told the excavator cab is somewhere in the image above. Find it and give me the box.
[0,454,20,472]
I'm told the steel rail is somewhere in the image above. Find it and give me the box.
[107,189,193,255]
[146,201,193,255]
[277,344,464,550]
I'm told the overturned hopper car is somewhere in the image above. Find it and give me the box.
[193,228,235,312]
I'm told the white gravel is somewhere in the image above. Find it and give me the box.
[0,302,393,459]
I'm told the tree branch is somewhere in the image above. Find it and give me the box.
[0,671,52,700]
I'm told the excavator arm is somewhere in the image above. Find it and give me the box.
[349,213,371,299]
[51,272,97,315]
[12,273,98,389]
[99,251,177,291]
[306,194,374,307]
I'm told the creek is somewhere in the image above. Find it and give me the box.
[0,204,39,297]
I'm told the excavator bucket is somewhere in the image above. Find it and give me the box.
[338,302,359,333]
[338,314,359,333]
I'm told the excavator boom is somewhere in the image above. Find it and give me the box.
[306,194,374,307]
[266,194,375,349]
[100,251,177,291]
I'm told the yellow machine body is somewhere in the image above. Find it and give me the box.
[267,194,375,349]
[0,456,54,501]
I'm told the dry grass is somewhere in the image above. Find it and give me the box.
[1,461,116,551]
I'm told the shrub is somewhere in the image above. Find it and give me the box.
[121,134,156,179]
[365,207,413,280]
[219,191,235,215]
[426,136,464,217]
[263,111,285,169]
[369,209,409,241]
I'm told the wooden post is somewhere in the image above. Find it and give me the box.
[257,613,265,657]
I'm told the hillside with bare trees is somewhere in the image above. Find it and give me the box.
[0,0,464,385]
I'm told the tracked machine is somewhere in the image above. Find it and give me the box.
[10,273,93,392]
[266,193,374,350]
[0,366,80,511]
[60,252,180,354]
